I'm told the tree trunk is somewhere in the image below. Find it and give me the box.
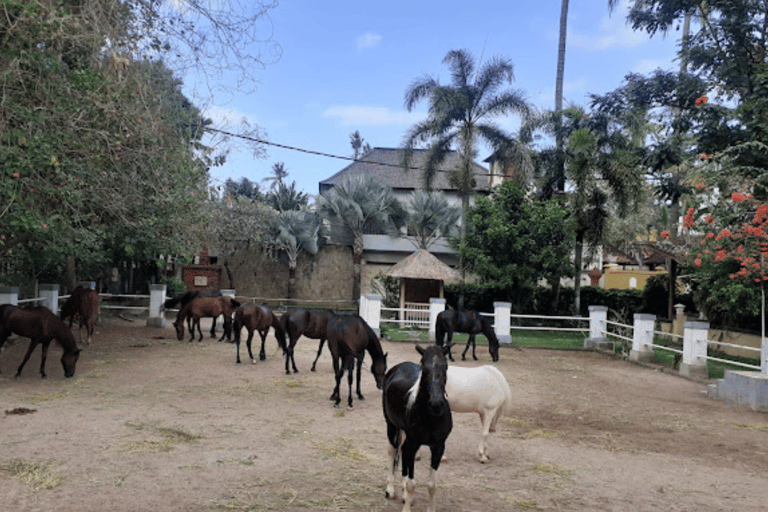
[288,265,297,300]
[352,250,362,301]
[554,0,569,194]
[574,231,584,315]
[66,256,77,292]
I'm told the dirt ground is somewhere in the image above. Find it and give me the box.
[1,312,768,512]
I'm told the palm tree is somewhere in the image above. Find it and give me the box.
[263,210,328,299]
[262,162,289,191]
[316,176,406,300]
[554,0,570,195]
[404,190,461,250]
[349,130,372,160]
[402,48,533,305]
[267,180,308,212]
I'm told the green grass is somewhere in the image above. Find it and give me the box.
[650,338,761,379]
[380,324,586,350]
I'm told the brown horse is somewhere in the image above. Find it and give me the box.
[0,305,80,378]
[60,285,99,346]
[326,314,387,409]
[165,290,223,338]
[232,303,284,364]
[174,296,240,342]
[276,308,339,374]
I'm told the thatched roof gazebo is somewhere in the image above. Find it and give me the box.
[385,249,461,325]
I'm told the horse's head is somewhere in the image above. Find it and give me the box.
[415,345,450,415]
[371,352,387,390]
[482,318,500,362]
[61,349,80,378]
[173,319,185,340]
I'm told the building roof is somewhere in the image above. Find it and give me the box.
[319,147,490,193]
[384,249,462,282]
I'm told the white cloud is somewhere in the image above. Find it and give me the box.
[356,32,382,52]
[569,2,647,51]
[324,105,423,126]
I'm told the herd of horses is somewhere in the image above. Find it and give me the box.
[1,287,513,511]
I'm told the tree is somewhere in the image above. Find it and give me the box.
[402,48,534,304]
[222,177,262,202]
[262,162,289,191]
[316,176,406,300]
[349,130,372,160]
[403,190,461,250]
[554,0,570,194]
[263,211,328,299]
[459,181,575,312]
[266,181,309,212]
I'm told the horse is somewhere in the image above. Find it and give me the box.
[382,344,452,512]
[173,295,240,342]
[165,290,223,338]
[59,285,99,346]
[435,309,500,362]
[445,365,513,463]
[232,303,284,364]
[0,305,80,378]
[326,315,387,409]
[276,308,338,375]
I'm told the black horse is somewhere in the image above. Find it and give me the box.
[326,315,387,409]
[165,290,223,338]
[276,308,338,374]
[232,303,284,363]
[435,309,500,362]
[0,305,80,378]
[382,345,452,511]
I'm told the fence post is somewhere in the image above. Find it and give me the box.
[0,286,19,306]
[584,305,610,350]
[39,284,60,314]
[429,298,446,341]
[147,284,167,328]
[629,313,656,363]
[493,301,512,345]
[360,294,383,337]
[680,320,710,380]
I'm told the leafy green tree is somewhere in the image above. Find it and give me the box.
[459,181,575,312]
[266,181,309,212]
[316,176,406,300]
[403,190,461,250]
[263,211,328,299]
[222,178,262,202]
[262,162,289,191]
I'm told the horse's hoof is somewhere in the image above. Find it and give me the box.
[472,356,478,361]
[461,355,466,361]
[251,360,257,364]
[357,394,365,401]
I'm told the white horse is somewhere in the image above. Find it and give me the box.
[445,365,513,463]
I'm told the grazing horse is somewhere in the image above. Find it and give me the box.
[232,303,284,364]
[0,305,80,378]
[165,290,223,338]
[383,345,452,512]
[445,365,513,463]
[435,309,500,362]
[60,285,100,346]
[174,296,240,342]
[326,315,387,409]
[276,308,338,374]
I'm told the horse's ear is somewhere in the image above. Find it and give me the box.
[415,345,425,355]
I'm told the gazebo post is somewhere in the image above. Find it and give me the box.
[399,279,406,323]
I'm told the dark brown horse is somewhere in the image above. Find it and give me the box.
[435,309,500,362]
[276,308,339,374]
[60,285,99,346]
[0,305,80,378]
[383,344,452,511]
[232,303,284,364]
[174,296,240,342]
[326,315,387,409]
[165,290,222,338]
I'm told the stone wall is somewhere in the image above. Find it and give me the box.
[217,244,355,303]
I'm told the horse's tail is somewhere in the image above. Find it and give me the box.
[435,318,444,346]
[274,312,288,353]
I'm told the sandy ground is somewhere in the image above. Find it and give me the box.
[1,312,767,512]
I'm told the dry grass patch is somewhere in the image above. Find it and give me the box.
[313,437,374,462]
[731,422,768,432]
[121,421,201,453]
[1,458,64,490]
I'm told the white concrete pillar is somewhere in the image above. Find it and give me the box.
[0,286,19,306]
[360,294,383,337]
[584,305,611,350]
[494,301,512,345]
[39,284,60,314]
[629,313,656,363]
[147,284,167,328]
[680,320,709,380]
[429,298,446,341]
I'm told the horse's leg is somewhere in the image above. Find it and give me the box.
[385,423,401,500]
[477,408,495,463]
[235,331,242,364]
[332,357,344,408]
[245,330,255,363]
[446,331,455,362]
[400,440,419,512]
[15,339,40,378]
[195,317,203,342]
[345,353,355,409]
[427,443,446,512]
[289,339,299,373]
[257,330,267,361]
[210,315,217,338]
[311,338,325,372]
[355,353,364,400]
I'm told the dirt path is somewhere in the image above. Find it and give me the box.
[1,313,767,511]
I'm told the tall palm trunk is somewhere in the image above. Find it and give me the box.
[555,0,569,194]
[574,229,585,315]
[352,234,364,301]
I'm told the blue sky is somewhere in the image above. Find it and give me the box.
[194,1,681,199]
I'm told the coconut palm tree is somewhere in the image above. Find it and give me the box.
[404,190,461,250]
[263,210,328,299]
[316,176,406,300]
[262,162,289,191]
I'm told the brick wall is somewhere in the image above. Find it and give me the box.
[181,265,222,291]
